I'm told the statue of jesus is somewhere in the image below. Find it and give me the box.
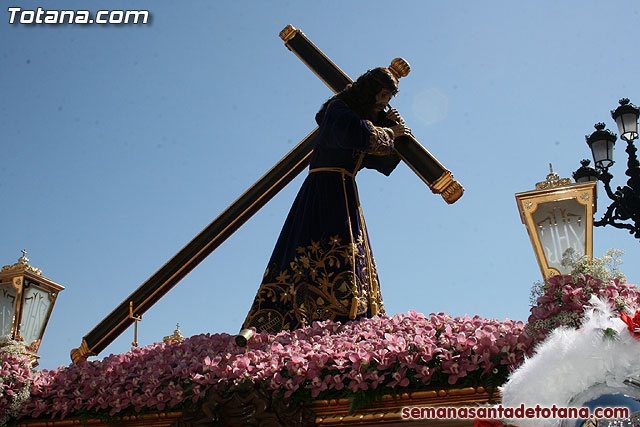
[242,66,411,333]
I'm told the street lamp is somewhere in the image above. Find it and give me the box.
[0,250,64,364]
[574,98,640,240]
[586,123,616,169]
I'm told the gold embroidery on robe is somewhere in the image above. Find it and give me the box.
[363,120,394,155]
[243,231,384,334]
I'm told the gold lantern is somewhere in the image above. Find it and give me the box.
[515,166,597,279]
[0,250,64,362]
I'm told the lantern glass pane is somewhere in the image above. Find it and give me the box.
[618,113,639,140]
[531,198,587,275]
[590,139,614,168]
[19,284,51,346]
[0,281,17,336]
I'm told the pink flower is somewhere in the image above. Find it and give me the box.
[347,373,368,392]
[387,368,409,388]
[307,376,329,397]
[331,374,345,391]
[414,365,432,383]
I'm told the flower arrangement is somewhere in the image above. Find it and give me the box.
[526,249,640,348]
[0,336,36,426]
[11,311,531,422]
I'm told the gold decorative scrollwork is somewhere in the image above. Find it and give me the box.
[535,177,572,190]
[429,170,454,193]
[535,163,572,190]
[388,58,411,80]
[178,382,315,426]
[429,171,464,204]
[70,339,96,363]
[1,263,42,276]
[441,180,464,204]
[279,25,298,43]
[163,323,185,344]
[2,250,43,275]
[244,232,383,334]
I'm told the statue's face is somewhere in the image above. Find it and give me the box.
[372,88,393,114]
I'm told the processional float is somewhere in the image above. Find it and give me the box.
[71,25,463,362]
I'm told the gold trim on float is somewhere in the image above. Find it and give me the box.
[15,387,494,426]
[16,411,183,427]
[310,386,497,425]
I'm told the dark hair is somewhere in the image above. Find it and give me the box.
[315,67,398,124]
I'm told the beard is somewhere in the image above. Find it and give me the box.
[361,106,386,123]
[368,109,392,126]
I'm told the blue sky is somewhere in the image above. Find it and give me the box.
[3,1,640,370]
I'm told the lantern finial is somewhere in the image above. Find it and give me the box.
[18,249,29,265]
[2,249,42,275]
[535,164,572,190]
[163,323,185,344]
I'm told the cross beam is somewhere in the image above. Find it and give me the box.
[70,25,462,362]
[71,130,316,362]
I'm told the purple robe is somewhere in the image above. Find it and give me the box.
[242,99,400,333]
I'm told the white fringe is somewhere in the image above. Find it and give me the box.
[500,296,640,427]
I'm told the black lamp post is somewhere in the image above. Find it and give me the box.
[574,98,640,239]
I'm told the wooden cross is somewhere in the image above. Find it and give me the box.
[70,25,463,362]
[279,25,463,201]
